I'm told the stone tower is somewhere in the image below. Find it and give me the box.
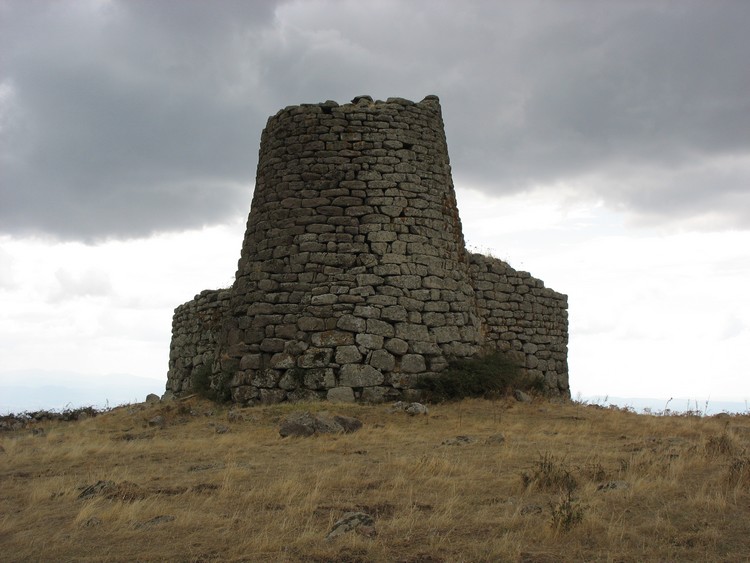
[166,96,569,404]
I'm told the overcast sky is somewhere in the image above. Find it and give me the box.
[1,0,749,411]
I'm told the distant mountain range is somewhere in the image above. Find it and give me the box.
[1,370,746,416]
[0,370,163,413]
[580,395,749,416]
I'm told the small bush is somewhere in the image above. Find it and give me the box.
[416,351,540,401]
[522,452,578,493]
[550,490,584,532]
[191,358,231,403]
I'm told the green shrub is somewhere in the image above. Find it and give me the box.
[416,351,540,401]
[191,358,231,403]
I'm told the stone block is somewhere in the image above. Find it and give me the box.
[433,325,460,343]
[361,386,401,403]
[400,354,426,373]
[303,368,336,389]
[353,305,380,318]
[259,388,286,404]
[253,369,282,388]
[395,323,430,342]
[335,345,363,364]
[297,347,333,368]
[381,305,408,322]
[327,387,356,403]
[311,330,355,347]
[356,333,384,350]
[337,314,367,333]
[339,364,384,387]
[270,352,295,369]
[384,338,409,355]
[260,339,286,353]
[367,318,395,337]
[369,349,396,371]
[409,341,441,355]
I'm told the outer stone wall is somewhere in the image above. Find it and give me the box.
[469,254,569,395]
[166,289,231,394]
[165,95,569,403]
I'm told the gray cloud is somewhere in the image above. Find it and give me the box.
[52,267,112,301]
[2,0,749,240]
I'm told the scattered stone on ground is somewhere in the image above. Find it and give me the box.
[78,480,116,500]
[214,424,229,434]
[325,511,376,540]
[279,411,363,438]
[514,390,532,403]
[391,401,429,416]
[188,463,224,472]
[134,515,175,530]
[441,435,476,446]
[485,433,506,445]
[145,393,160,404]
[596,480,630,492]
[147,415,166,428]
[520,504,543,515]
[192,483,220,493]
[1,407,100,431]
[227,410,244,423]
[81,517,102,528]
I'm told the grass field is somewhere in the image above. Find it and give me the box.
[1,396,749,562]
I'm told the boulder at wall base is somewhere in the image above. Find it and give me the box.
[513,389,532,403]
[278,411,363,438]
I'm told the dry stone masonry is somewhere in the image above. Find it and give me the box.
[166,95,569,404]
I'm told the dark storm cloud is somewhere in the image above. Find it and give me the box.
[2,0,749,240]
[1,0,279,240]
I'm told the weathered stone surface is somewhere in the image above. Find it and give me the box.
[514,389,532,403]
[311,330,354,347]
[148,415,166,429]
[391,401,429,416]
[400,354,427,373]
[356,333,384,350]
[596,480,630,492]
[369,349,396,372]
[441,435,475,446]
[339,364,384,387]
[361,386,400,403]
[325,511,375,540]
[384,338,409,355]
[278,411,362,437]
[335,345,363,364]
[327,387,355,403]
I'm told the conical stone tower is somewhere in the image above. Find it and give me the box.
[166,96,569,404]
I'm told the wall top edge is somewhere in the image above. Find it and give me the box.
[271,95,441,119]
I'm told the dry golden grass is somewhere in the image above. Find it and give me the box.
[2,397,749,562]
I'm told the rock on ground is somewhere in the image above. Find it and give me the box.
[325,511,375,540]
[278,411,363,438]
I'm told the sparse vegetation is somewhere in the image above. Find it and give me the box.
[522,452,578,493]
[190,357,231,403]
[1,397,750,561]
[416,350,541,401]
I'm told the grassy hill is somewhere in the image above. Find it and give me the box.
[1,396,749,562]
